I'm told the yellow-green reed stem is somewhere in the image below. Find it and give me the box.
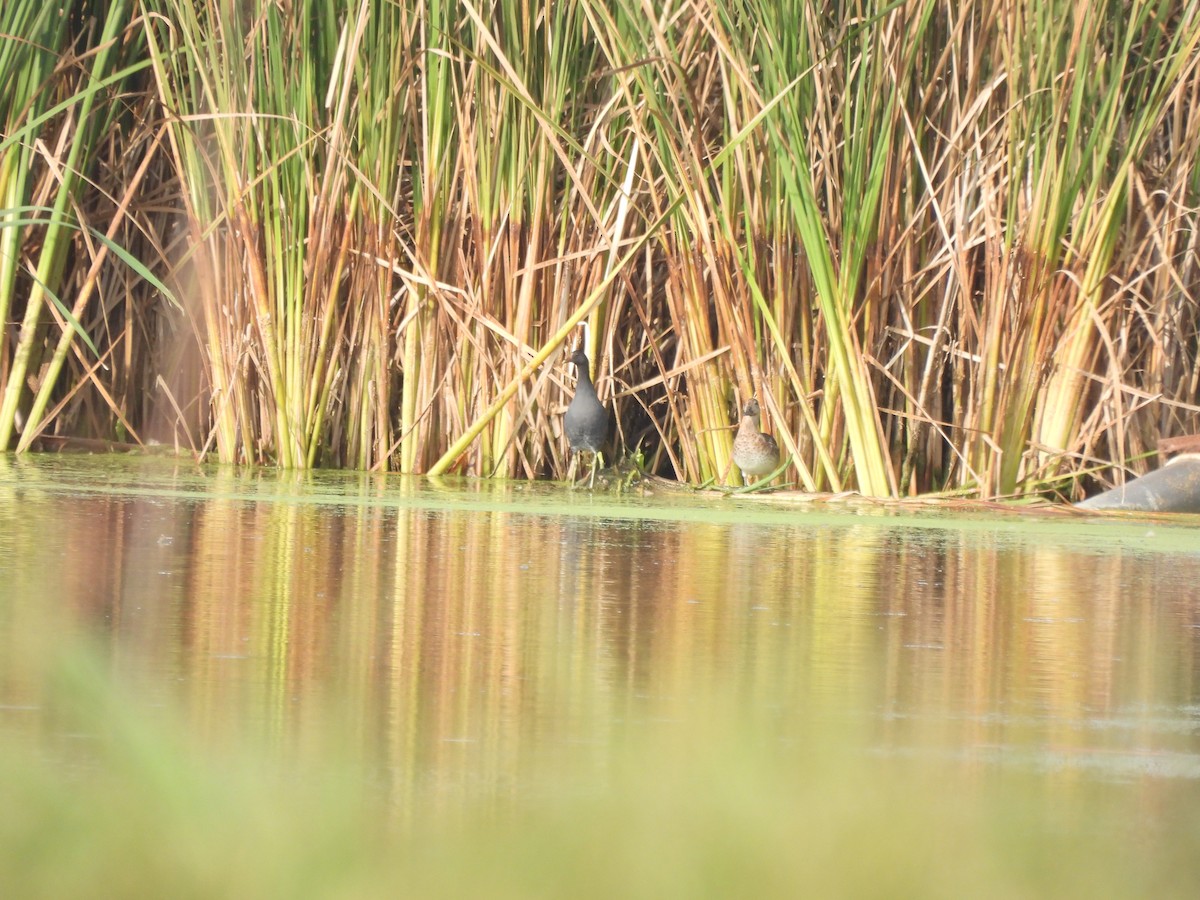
[400,0,456,474]
[1036,4,1200,468]
[0,2,66,379]
[0,1,130,450]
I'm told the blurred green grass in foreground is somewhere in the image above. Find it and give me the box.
[2,645,1198,899]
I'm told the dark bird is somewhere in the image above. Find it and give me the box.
[732,398,780,484]
[565,348,609,488]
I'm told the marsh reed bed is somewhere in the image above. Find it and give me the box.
[2,0,1200,496]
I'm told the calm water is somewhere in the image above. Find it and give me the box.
[3,454,1200,824]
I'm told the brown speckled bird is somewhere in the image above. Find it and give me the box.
[732,398,780,484]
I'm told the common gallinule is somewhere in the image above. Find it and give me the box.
[732,398,780,485]
[565,348,609,488]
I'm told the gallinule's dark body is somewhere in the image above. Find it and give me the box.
[732,398,780,484]
[565,348,609,488]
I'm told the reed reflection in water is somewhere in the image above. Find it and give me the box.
[2,456,1200,891]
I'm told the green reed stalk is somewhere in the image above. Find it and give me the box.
[143,0,369,468]
[747,0,921,497]
[0,2,64,412]
[0,1,128,449]
[142,0,243,461]
[1035,3,1200,474]
[396,0,454,474]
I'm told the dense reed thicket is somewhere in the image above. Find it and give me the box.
[2,0,1199,496]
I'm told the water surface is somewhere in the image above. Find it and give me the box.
[2,454,1200,887]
